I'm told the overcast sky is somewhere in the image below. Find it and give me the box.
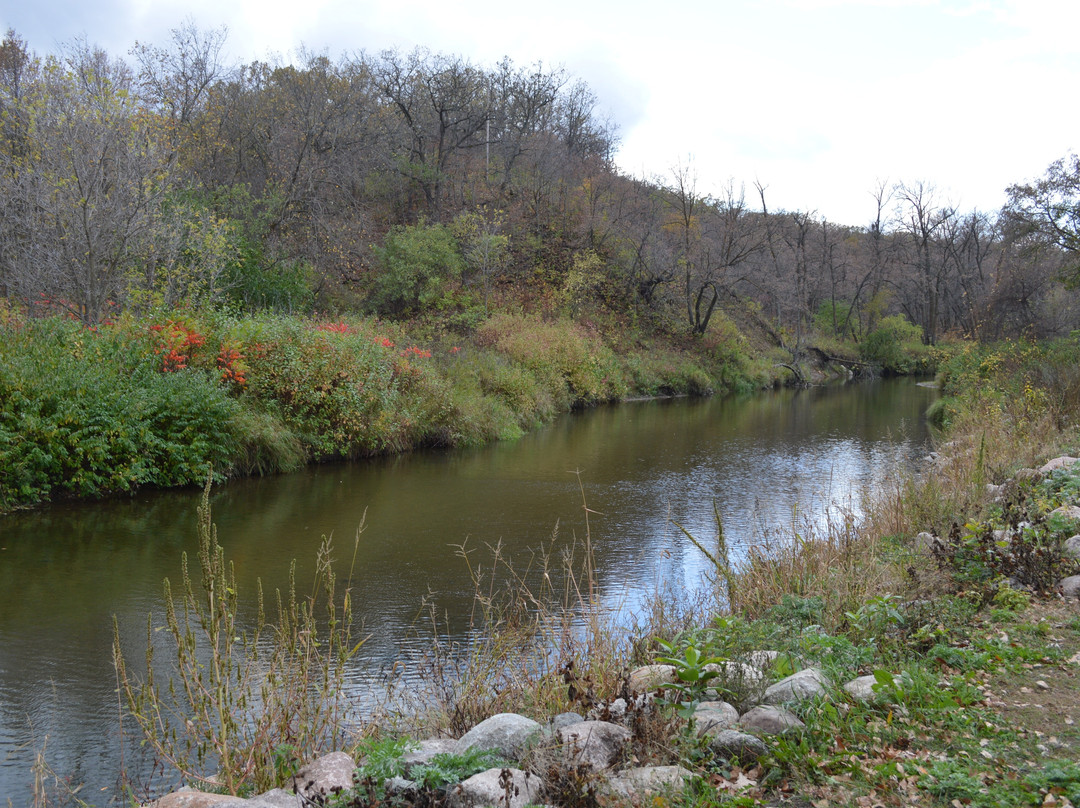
[3,0,1077,226]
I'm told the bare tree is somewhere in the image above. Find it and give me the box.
[132,19,230,127]
[0,40,174,322]
[895,181,956,344]
[371,48,490,220]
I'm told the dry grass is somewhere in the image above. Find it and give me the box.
[389,477,636,739]
[727,507,902,632]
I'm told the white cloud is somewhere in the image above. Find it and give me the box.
[2,0,1077,225]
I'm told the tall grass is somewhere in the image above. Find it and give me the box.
[113,481,365,795]
[390,476,633,738]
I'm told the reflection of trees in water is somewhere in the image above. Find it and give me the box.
[0,380,936,800]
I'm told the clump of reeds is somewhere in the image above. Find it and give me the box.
[113,479,366,795]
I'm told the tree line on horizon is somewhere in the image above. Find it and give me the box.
[0,22,1077,350]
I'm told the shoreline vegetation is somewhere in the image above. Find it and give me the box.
[91,335,1080,808]
[0,303,935,516]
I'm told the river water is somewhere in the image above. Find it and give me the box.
[0,379,935,803]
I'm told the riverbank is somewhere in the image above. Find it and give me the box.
[1,304,932,515]
[95,337,1080,808]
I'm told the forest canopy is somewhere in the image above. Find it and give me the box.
[0,23,1077,345]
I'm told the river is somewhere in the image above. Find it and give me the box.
[0,378,936,804]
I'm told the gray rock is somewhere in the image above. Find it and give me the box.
[251,790,303,808]
[1051,505,1080,522]
[604,765,692,798]
[705,729,769,765]
[149,791,247,808]
[558,720,631,771]
[1040,457,1078,474]
[447,767,542,808]
[1058,575,1080,600]
[762,668,830,705]
[1015,468,1042,483]
[914,532,945,554]
[739,705,805,735]
[843,674,883,703]
[743,650,782,670]
[586,693,651,723]
[456,713,542,760]
[693,701,740,735]
[1063,535,1080,561]
[549,712,585,732]
[1006,576,1034,593]
[401,738,459,774]
[705,661,768,686]
[605,697,629,721]
[703,661,769,705]
[628,664,676,692]
[385,776,418,795]
[291,751,356,800]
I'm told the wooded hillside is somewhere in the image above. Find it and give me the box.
[1,23,1078,347]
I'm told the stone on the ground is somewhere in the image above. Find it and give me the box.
[401,738,459,774]
[739,705,805,734]
[744,650,782,670]
[291,751,356,800]
[456,713,542,760]
[628,663,676,692]
[914,532,945,554]
[1058,575,1080,600]
[1063,535,1080,561]
[149,791,247,808]
[604,765,692,798]
[549,711,585,732]
[762,668,830,705]
[1040,457,1078,474]
[705,661,768,686]
[559,720,631,771]
[1051,505,1080,522]
[703,661,769,705]
[385,776,418,795]
[705,729,769,765]
[843,674,884,702]
[693,701,740,735]
[447,767,542,808]
[251,790,303,808]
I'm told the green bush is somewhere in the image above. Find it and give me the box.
[238,317,404,458]
[859,314,934,375]
[0,316,238,509]
[369,222,465,316]
[814,300,856,338]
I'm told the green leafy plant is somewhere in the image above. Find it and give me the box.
[654,638,726,720]
[412,748,512,791]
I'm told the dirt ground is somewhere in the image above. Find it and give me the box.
[982,600,1080,762]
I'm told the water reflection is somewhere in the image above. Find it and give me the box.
[0,379,935,802]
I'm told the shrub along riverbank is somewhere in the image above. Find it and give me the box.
[0,297,947,515]
[0,304,797,513]
[0,306,786,514]
[99,335,1080,808]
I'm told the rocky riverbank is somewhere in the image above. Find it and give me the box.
[143,455,1080,808]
